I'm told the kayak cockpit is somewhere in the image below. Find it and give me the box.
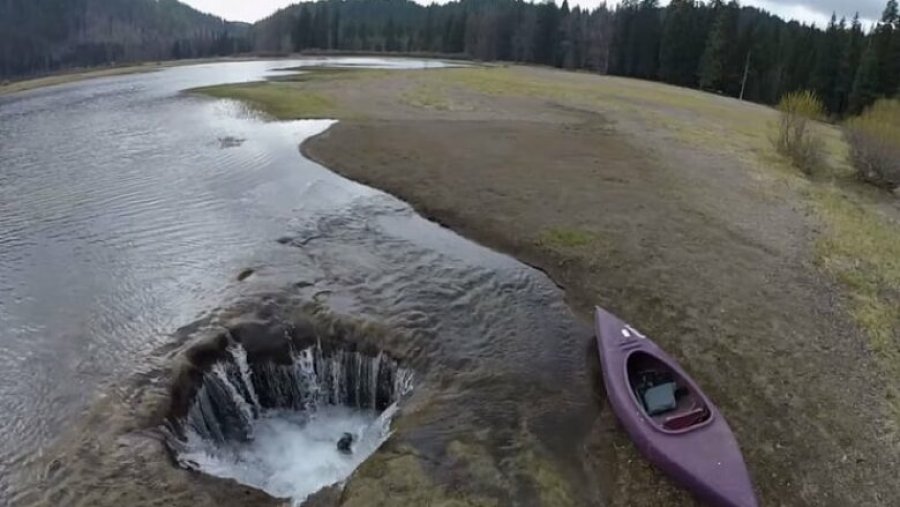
[627,351,711,432]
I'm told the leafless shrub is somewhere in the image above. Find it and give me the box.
[844,99,900,192]
[774,90,825,175]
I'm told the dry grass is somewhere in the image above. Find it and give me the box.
[433,66,900,425]
[845,99,900,190]
[811,184,900,420]
[402,82,454,111]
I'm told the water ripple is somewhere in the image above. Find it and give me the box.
[0,58,586,506]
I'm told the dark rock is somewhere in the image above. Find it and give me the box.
[337,432,354,454]
[218,136,245,149]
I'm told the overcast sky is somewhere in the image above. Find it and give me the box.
[183,0,883,28]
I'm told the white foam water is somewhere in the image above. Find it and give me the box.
[178,404,397,504]
[170,343,410,504]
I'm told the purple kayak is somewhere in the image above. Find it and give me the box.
[595,306,757,507]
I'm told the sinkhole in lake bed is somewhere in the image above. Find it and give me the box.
[164,337,413,504]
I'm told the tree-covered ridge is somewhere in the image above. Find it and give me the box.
[3,0,899,117]
[0,0,250,78]
[253,0,900,116]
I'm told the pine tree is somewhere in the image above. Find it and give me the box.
[451,13,467,53]
[734,19,775,103]
[535,1,561,66]
[384,18,398,52]
[875,0,900,95]
[887,0,900,95]
[609,0,638,75]
[422,8,435,52]
[558,0,572,67]
[698,1,738,91]
[311,7,328,49]
[442,15,456,53]
[659,0,701,86]
[811,14,844,114]
[884,0,899,24]
[849,41,881,113]
[292,6,313,51]
[330,8,341,49]
[632,0,661,79]
[836,14,865,115]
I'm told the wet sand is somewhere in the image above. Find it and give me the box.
[297,67,900,505]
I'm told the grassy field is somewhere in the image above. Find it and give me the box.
[442,68,900,391]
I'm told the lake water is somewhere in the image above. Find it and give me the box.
[0,58,596,505]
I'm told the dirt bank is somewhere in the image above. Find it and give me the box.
[288,67,900,506]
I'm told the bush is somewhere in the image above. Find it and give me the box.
[844,99,900,191]
[774,90,825,174]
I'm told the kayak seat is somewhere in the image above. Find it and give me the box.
[663,406,709,431]
[642,382,677,416]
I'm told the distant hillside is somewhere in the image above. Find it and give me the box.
[0,0,250,78]
[250,0,426,53]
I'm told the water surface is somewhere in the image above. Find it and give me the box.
[0,58,595,505]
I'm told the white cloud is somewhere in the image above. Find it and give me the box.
[182,0,295,23]
[740,0,878,27]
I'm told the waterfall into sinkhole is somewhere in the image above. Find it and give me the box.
[165,341,413,504]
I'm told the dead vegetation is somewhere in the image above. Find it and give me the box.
[845,98,900,191]
[774,90,826,175]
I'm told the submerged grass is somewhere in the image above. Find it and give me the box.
[190,82,338,120]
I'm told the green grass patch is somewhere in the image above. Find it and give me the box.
[810,184,900,422]
[190,82,337,120]
[272,67,391,84]
[539,227,595,249]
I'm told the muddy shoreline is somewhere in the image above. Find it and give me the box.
[297,77,900,505]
